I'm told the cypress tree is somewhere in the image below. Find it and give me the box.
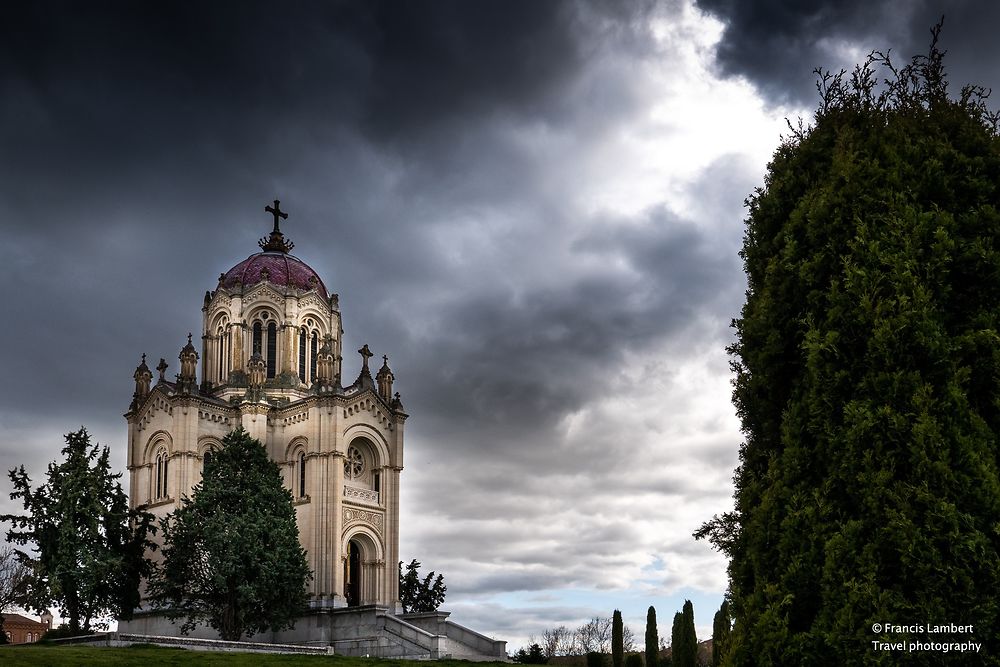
[644,606,658,667]
[612,609,624,667]
[670,602,696,667]
[670,612,683,663]
[697,25,1000,664]
[681,600,697,666]
[711,600,731,666]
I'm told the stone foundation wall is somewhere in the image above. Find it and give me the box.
[117,606,507,660]
[51,632,332,655]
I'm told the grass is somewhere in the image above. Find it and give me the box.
[0,644,511,666]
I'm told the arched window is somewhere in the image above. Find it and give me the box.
[310,331,318,380]
[299,328,307,382]
[217,332,224,382]
[298,452,307,498]
[253,321,263,354]
[266,321,277,378]
[203,450,213,475]
[154,448,169,500]
[216,325,229,384]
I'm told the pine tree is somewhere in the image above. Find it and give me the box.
[612,609,624,667]
[644,606,658,667]
[697,24,1000,664]
[149,427,311,640]
[513,643,548,664]
[2,428,155,633]
[398,558,446,612]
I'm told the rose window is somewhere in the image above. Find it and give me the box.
[345,446,364,479]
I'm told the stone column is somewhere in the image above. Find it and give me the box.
[386,467,402,609]
[232,323,245,372]
[331,449,345,605]
[282,324,294,374]
[201,334,211,385]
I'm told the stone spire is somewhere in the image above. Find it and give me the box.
[130,353,153,409]
[376,354,395,402]
[176,333,199,394]
[258,199,294,253]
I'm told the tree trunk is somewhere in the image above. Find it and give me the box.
[66,588,80,634]
[220,596,241,641]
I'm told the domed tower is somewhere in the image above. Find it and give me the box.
[123,201,408,629]
[202,204,343,400]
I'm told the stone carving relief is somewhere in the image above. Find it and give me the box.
[343,507,384,535]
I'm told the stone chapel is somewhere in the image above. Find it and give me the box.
[119,202,504,658]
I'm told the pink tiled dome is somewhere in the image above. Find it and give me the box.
[221,252,328,299]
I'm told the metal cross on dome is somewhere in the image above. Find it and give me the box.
[258,198,295,253]
[265,199,288,233]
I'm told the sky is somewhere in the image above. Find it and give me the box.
[2,0,999,651]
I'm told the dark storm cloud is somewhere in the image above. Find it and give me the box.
[376,153,756,472]
[0,0,604,409]
[0,1,594,171]
[695,0,1000,107]
[395,206,738,446]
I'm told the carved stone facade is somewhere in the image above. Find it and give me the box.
[122,203,407,615]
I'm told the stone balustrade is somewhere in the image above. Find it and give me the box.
[344,484,380,505]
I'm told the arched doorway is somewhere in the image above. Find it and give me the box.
[345,539,362,607]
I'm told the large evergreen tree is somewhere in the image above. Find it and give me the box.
[149,427,311,641]
[697,26,1000,664]
[2,428,155,633]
